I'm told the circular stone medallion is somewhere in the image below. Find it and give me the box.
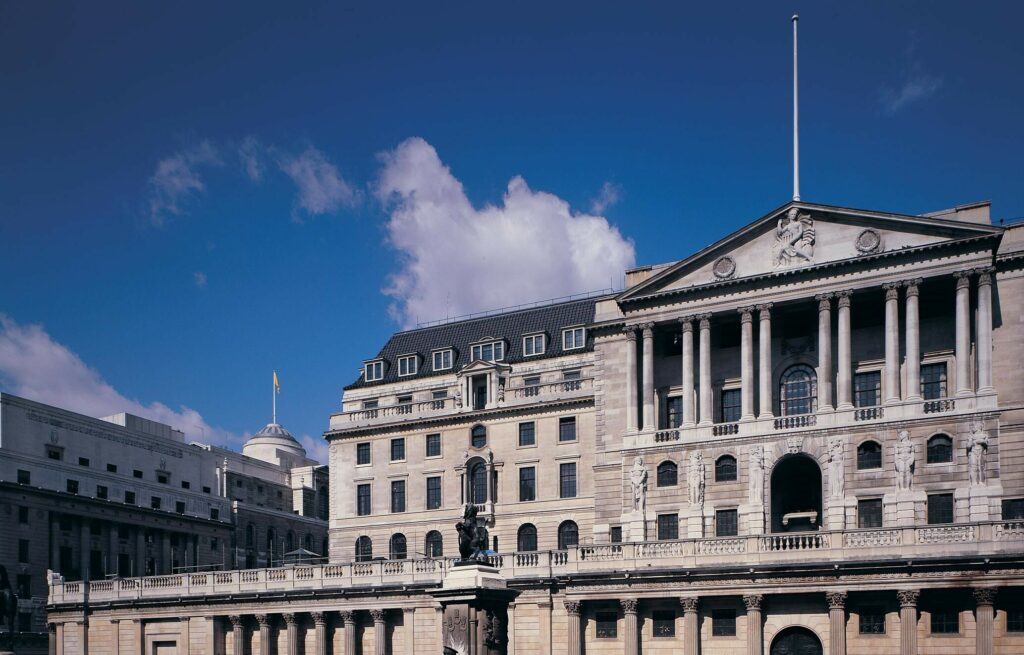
[855,229,882,254]
[713,256,737,279]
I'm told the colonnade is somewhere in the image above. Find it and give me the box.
[224,608,416,655]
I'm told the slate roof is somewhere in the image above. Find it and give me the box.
[345,296,607,390]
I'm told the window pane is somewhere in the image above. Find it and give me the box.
[558,521,578,549]
[391,480,406,513]
[657,462,678,487]
[595,612,618,638]
[471,425,487,448]
[519,467,536,502]
[1008,607,1024,632]
[858,499,883,528]
[930,609,959,634]
[1002,498,1024,520]
[559,463,577,498]
[559,416,577,442]
[653,610,676,637]
[715,456,737,482]
[921,363,948,400]
[715,509,738,537]
[854,371,882,407]
[517,525,537,552]
[357,484,371,516]
[609,526,622,544]
[779,365,817,416]
[357,443,371,465]
[721,389,741,422]
[657,514,679,540]
[426,477,442,510]
[518,422,536,447]
[470,464,488,504]
[927,493,954,524]
[425,532,443,557]
[859,608,886,634]
[857,441,882,470]
[666,396,683,429]
[927,435,953,463]
[391,438,405,461]
[426,433,441,457]
[711,610,736,636]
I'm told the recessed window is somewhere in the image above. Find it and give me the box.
[595,612,618,638]
[858,498,883,528]
[398,355,418,377]
[779,364,817,416]
[78,457,90,467]
[1008,607,1024,633]
[711,609,736,636]
[96,485,108,500]
[363,399,378,410]
[46,446,63,461]
[930,608,959,634]
[558,520,579,549]
[157,473,169,484]
[426,476,442,510]
[106,463,117,473]
[854,371,882,408]
[653,610,676,637]
[558,416,577,442]
[1002,498,1024,520]
[389,533,407,560]
[857,441,882,470]
[921,362,948,400]
[524,375,541,397]
[471,340,505,362]
[720,389,741,423]
[390,438,406,462]
[124,491,136,505]
[66,480,79,494]
[666,396,682,429]
[559,462,577,498]
[657,513,679,540]
[927,434,953,464]
[523,333,546,356]
[364,360,384,382]
[425,530,443,557]
[432,349,453,371]
[18,540,29,564]
[18,507,29,524]
[181,480,191,489]
[518,524,538,552]
[859,607,886,634]
[355,536,373,562]
[357,484,371,516]
[175,501,186,514]
[657,461,678,487]
[609,526,622,543]
[390,480,406,513]
[133,469,143,479]
[431,389,448,400]
[715,509,738,537]
[150,496,161,510]
[210,508,220,520]
[927,493,954,524]
[518,421,536,447]
[715,455,737,482]
[356,442,371,465]
[425,433,442,458]
[562,327,586,350]
[202,486,211,494]
[17,470,30,485]
[471,425,487,448]
[519,467,536,502]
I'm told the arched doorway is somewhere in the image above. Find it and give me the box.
[770,626,822,655]
[770,454,822,533]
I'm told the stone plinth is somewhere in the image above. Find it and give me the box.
[956,484,1003,523]
[623,510,647,542]
[680,505,705,539]
[826,496,856,531]
[433,562,520,655]
[739,503,765,535]
[883,490,926,527]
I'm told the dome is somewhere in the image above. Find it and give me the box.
[242,422,307,467]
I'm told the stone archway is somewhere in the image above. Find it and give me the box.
[770,626,823,655]
[770,454,822,533]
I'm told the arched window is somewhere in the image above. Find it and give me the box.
[355,536,373,562]
[857,441,882,470]
[389,533,407,560]
[425,531,443,557]
[286,531,295,553]
[469,462,488,504]
[557,521,579,550]
[471,425,487,448]
[657,461,678,487]
[779,365,817,416]
[927,434,953,463]
[517,524,538,552]
[715,455,738,482]
[304,534,313,552]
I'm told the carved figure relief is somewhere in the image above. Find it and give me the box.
[773,207,815,267]
[855,228,882,254]
[443,609,469,655]
[629,456,648,513]
[688,452,706,506]
[828,438,845,498]
[894,430,915,492]
[454,386,463,408]
[749,445,765,504]
[712,256,737,280]
[966,421,989,486]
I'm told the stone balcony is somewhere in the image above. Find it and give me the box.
[49,519,1023,606]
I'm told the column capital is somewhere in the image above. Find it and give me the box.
[743,595,763,611]
[255,614,270,628]
[897,589,920,608]
[836,290,852,308]
[622,325,638,341]
[283,613,297,626]
[697,314,712,330]
[620,598,639,614]
[563,599,581,616]
[954,270,973,287]
[976,266,995,285]
[973,587,998,606]
[679,316,695,332]
[311,611,326,626]
[738,306,755,322]
[338,610,354,626]
[640,322,655,337]
[903,278,924,294]
[679,597,699,613]
[756,303,773,317]
[815,293,834,310]
[370,609,387,624]
[883,282,901,300]
[825,591,847,610]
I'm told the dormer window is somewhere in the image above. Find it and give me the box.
[432,349,453,371]
[398,354,418,377]
[364,360,384,382]
[471,340,504,362]
[562,327,586,350]
[523,333,546,357]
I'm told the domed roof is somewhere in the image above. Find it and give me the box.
[252,422,298,441]
[242,421,307,466]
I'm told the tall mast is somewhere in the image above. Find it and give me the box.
[792,14,801,202]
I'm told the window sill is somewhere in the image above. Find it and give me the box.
[424,455,442,460]
[517,443,538,449]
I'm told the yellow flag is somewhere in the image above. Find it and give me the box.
[273,371,281,393]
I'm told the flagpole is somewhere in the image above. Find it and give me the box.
[792,14,800,202]
[272,370,277,424]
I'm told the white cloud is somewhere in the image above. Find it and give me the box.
[193,272,208,288]
[146,141,221,225]
[299,434,329,466]
[239,136,265,182]
[278,146,358,221]
[376,137,636,328]
[0,314,239,448]
[881,40,943,114]
[590,181,621,214]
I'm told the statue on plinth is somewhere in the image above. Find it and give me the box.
[828,437,845,498]
[967,421,989,486]
[894,430,915,492]
[688,451,705,507]
[629,456,648,513]
[456,504,490,564]
[749,445,764,504]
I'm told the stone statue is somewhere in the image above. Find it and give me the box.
[455,504,490,564]
[773,207,815,266]
[629,456,648,513]
[454,386,463,408]
[687,452,705,506]
[967,421,989,486]
[496,379,505,403]
[748,445,764,504]
[894,430,915,492]
[828,438,845,498]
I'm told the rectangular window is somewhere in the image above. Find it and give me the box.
[720,389,741,423]
[559,462,577,498]
[66,479,79,494]
[610,526,622,543]
[363,399,379,410]
[150,496,162,510]
[1002,498,1024,520]
[124,491,136,505]
[1008,607,1024,633]
[595,611,618,638]
[859,607,886,634]
[210,537,219,552]
[398,355,418,376]
[518,421,536,447]
[921,362,948,400]
[16,575,30,598]
[133,469,143,479]
[666,396,682,429]
[356,442,371,465]
[396,395,412,413]
[202,486,211,494]
[711,609,736,637]
[364,360,384,382]
[657,514,679,540]
[157,473,169,484]
[18,507,29,524]
[175,501,186,514]
[471,341,504,362]
[181,480,191,489]
[426,476,442,510]
[357,484,371,516]
[858,498,883,528]
[390,438,406,462]
[78,457,90,467]
[106,463,117,473]
[210,507,220,520]
[390,480,406,513]
[854,370,882,408]
[426,433,442,458]
[17,470,30,484]
[523,333,546,356]
[523,375,541,397]
[927,493,954,524]
[96,485,108,500]
[46,446,62,460]
[930,608,959,634]
[432,349,453,371]
[18,539,29,563]
[559,416,577,442]
[562,327,586,350]
[715,509,738,537]
[653,610,676,637]
[519,467,536,502]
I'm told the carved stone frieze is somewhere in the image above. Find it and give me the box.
[773,208,815,267]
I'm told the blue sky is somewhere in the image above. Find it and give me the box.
[1,2,1022,461]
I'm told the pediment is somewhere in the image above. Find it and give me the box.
[620,201,1000,302]
[458,360,512,376]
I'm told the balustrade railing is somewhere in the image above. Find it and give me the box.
[853,406,884,421]
[712,423,739,436]
[923,399,956,414]
[773,414,817,429]
[654,429,680,442]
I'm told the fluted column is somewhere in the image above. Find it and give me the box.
[311,612,327,655]
[739,307,756,420]
[826,592,847,655]
[836,292,853,410]
[229,615,244,655]
[256,615,271,655]
[564,600,582,655]
[698,315,713,426]
[884,283,901,403]
[904,280,923,401]
[977,268,995,394]
[954,271,972,397]
[680,597,699,655]
[371,609,387,655]
[283,613,297,655]
[897,590,919,655]
[621,599,639,655]
[743,595,763,655]
[680,318,696,427]
[816,293,834,411]
[974,588,996,655]
[641,323,656,431]
[623,327,638,433]
[757,305,773,419]
[340,611,356,655]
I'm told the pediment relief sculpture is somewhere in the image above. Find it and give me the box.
[773,208,815,268]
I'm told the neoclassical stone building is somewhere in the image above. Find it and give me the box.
[47,200,1024,655]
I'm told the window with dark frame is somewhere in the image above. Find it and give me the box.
[711,609,736,636]
[517,524,537,552]
[96,485,108,500]
[471,425,487,448]
[595,611,618,638]
[927,434,953,463]
[657,461,678,487]
[858,498,883,528]
[150,496,161,510]
[519,467,536,502]
[715,509,738,537]
[715,455,737,481]
[930,608,959,634]
[559,416,577,442]
[854,371,882,407]
[779,364,818,416]
[17,470,30,484]
[720,389,741,423]
[432,349,453,371]
[426,433,442,457]
[390,438,406,461]
[357,484,371,516]
[523,333,545,356]
[175,501,186,514]
[46,446,62,460]
[610,526,622,543]
[557,521,579,549]
[355,536,372,562]
[559,462,577,498]
[1008,606,1024,632]
[857,441,882,470]
[666,396,683,429]
[124,491,136,505]
[927,493,954,524]
[657,514,679,540]
[66,480,79,494]
[859,607,886,634]
[425,531,443,557]
[391,480,406,513]
[652,610,676,637]
[356,442,371,465]
[921,362,948,400]
[426,477,442,510]
[17,507,29,524]
[18,540,29,563]
[1002,498,1024,520]
[78,457,90,467]
[133,469,143,478]
[107,463,117,473]
[518,422,536,447]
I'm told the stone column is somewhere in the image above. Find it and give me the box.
[739,307,756,420]
[836,291,853,410]
[621,599,639,655]
[133,619,144,655]
[111,619,121,655]
[79,518,90,580]
[757,305,773,419]
[884,283,901,403]
[954,271,973,397]
[371,609,387,655]
[403,608,416,655]
[283,613,297,655]
[624,327,638,433]
[50,513,61,572]
[897,590,919,655]
[310,612,327,655]
[816,293,834,411]
[826,592,847,655]
[680,318,696,427]
[160,531,171,574]
[108,523,119,577]
[48,622,57,655]
[974,588,996,655]
[977,268,995,394]
[340,611,356,655]
[904,280,923,401]
[680,597,699,655]
[255,615,270,655]
[135,528,146,577]
[743,595,763,655]
[564,600,582,655]
[229,615,244,655]
[698,315,713,426]
[641,323,656,431]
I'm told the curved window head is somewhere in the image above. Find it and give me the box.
[656,461,678,487]
[779,365,817,416]
[927,434,953,464]
[517,524,538,552]
[856,441,882,470]
[389,533,407,560]
[469,462,488,504]
[715,455,738,482]
[557,521,579,550]
[354,536,373,562]
[425,530,443,558]
[471,425,487,449]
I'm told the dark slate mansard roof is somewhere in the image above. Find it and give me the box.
[345,296,605,390]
